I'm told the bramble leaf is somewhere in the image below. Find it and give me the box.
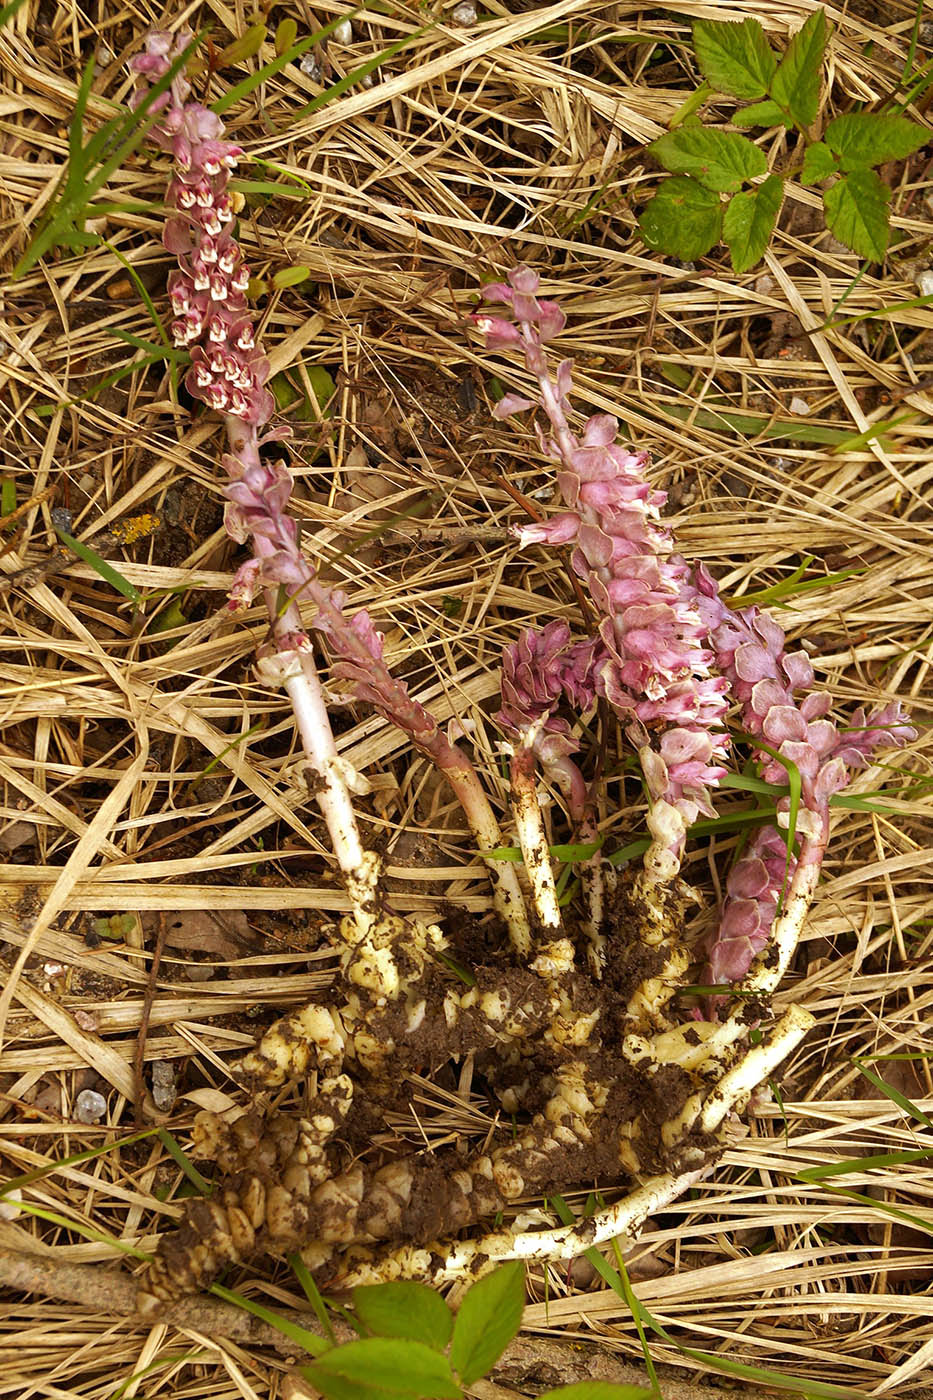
[825,112,929,170]
[692,17,776,99]
[449,1260,524,1385]
[722,173,783,272]
[648,127,767,192]
[638,178,723,260]
[734,98,789,128]
[770,9,828,128]
[352,1282,453,1351]
[800,141,838,184]
[303,1338,462,1400]
[823,168,891,261]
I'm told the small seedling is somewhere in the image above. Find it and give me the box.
[296,1263,653,1400]
[639,10,928,269]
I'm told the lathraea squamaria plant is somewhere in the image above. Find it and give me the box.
[127,35,914,1306]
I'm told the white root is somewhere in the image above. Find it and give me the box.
[331,1003,816,1289]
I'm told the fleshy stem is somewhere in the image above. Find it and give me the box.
[129,30,381,935]
[131,33,531,947]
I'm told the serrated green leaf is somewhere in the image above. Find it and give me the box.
[538,1386,654,1400]
[648,126,767,192]
[800,141,838,184]
[275,18,298,56]
[823,168,891,261]
[303,1338,461,1400]
[770,9,828,128]
[692,17,776,99]
[352,1282,453,1351]
[825,112,929,170]
[638,178,723,260]
[450,1261,525,1385]
[734,98,788,128]
[722,173,783,272]
[272,264,311,288]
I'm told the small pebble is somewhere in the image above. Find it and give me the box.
[74,1089,107,1124]
[151,1059,177,1112]
[916,270,933,298]
[754,273,774,296]
[789,396,810,416]
[450,0,477,25]
[299,52,322,81]
[333,17,353,45]
[74,1009,98,1032]
[0,1189,22,1222]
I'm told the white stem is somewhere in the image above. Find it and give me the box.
[510,745,561,930]
[739,839,823,999]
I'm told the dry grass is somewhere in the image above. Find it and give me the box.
[1,0,932,1395]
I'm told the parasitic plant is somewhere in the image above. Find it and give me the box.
[125,40,914,1307]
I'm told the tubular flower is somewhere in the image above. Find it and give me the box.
[130,33,270,427]
[694,563,917,987]
[476,268,729,882]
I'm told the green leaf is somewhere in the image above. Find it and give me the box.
[275,18,298,56]
[825,112,929,170]
[769,9,828,129]
[219,23,267,66]
[449,1260,525,1385]
[648,127,767,192]
[303,1338,461,1400]
[352,1282,453,1351]
[538,1386,654,1400]
[272,265,311,288]
[823,168,891,261]
[691,17,776,99]
[734,98,789,128]
[800,141,838,184]
[722,172,783,272]
[638,178,723,260]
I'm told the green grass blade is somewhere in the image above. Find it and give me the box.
[156,1128,213,1195]
[109,1353,204,1400]
[13,35,203,279]
[1,1128,157,1196]
[53,525,141,605]
[210,1282,330,1356]
[0,0,28,25]
[291,25,432,120]
[289,1253,337,1344]
[8,1199,152,1259]
[798,1147,933,1181]
[212,12,361,116]
[853,1060,933,1129]
[548,1196,868,1399]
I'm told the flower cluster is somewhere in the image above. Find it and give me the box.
[696,565,915,841]
[130,31,273,426]
[694,566,916,984]
[475,268,729,881]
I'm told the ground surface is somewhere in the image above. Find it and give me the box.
[0,1,932,1396]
